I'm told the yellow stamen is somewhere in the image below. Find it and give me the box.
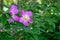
[23,15,28,21]
[12,14,14,17]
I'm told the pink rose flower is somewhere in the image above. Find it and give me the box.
[9,5,18,15]
[19,10,33,26]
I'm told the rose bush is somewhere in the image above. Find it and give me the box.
[0,0,60,40]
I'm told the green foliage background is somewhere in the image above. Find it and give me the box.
[0,0,60,40]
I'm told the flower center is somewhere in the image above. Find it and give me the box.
[12,13,14,17]
[23,15,29,21]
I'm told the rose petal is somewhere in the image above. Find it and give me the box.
[25,11,32,16]
[28,18,33,23]
[23,21,29,26]
[9,5,18,15]
[10,8,18,14]
[19,17,24,23]
[11,5,17,8]
[12,15,19,22]
[20,10,25,16]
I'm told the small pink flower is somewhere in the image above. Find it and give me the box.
[9,5,18,15]
[9,5,19,22]
[19,10,33,26]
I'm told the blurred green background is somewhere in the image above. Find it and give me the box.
[0,0,60,40]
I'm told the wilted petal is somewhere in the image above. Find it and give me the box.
[23,21,29,26]
[25,11,32,16]
[8,19,14,23]
[28,18,33,23]
[3,7,8,11]
[0,30,5,32]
